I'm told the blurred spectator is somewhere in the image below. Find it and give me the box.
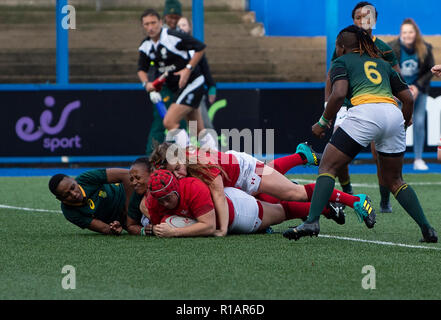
[388,18,434,171]
[432,65,441,77]
[163,0,182,30]
[438,136,441,162]
[177,16,217,131]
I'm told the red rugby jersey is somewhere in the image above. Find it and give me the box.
[186,149,240,188]
[146,177,215,225]
[146,176,236,227]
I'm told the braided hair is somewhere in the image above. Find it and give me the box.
[149,142,230,186]
[337,25,380,58]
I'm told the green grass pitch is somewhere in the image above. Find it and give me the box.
[1,173,440,300]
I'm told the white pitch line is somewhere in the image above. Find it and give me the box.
[293,178,441,188]
[1,204,440,251]
[319,234,441,251]
[0,204,61,213]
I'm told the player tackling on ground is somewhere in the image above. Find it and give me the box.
[48,169,133,235]
[284,25,438,243]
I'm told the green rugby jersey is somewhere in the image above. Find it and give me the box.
[331,36,398,107]
[61,169,126,229]
[128,192,144,223]
[330,52,408,107]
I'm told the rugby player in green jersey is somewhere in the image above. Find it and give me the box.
[125,157,154,236]
[284,25,437,243]
[48,168,134,235]
[325,2,400,213]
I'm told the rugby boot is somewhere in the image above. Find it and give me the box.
[283,221,320,241]
[420,227,438,243]
[296,142,321,167]
[326,202,346,225]
[380,200,392,213]
[353,194,376,229]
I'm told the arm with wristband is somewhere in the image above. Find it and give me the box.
[313,78,348,138]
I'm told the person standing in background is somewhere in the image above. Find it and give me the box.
[177,16,217,132]
[142,0,186,156]
[431,64,441,162]
[137,9,217,150]
[388,18,435,171]
[163,0,182,30]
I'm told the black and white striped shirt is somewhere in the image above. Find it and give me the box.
[138,28,206,91]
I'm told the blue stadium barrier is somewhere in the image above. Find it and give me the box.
[1,81,441,91]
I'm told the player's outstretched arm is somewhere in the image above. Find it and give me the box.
[105,168,130,184]
[88,219,121,235]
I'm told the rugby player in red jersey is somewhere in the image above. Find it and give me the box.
[149,142,371,234]
[145,170,345,238]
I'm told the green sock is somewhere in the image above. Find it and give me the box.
[306,174,336,223]
[394,184,431,230]
[379,185,390,205]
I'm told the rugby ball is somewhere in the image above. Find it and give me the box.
[163,215,197,228]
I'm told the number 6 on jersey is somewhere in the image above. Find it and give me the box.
[364,61,382,84]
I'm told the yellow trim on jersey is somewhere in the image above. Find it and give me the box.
[78,185,86,198]
[351,94,398,107]
[372,36,377,42]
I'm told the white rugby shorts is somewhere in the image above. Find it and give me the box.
[224,187,262,234]
[225,150,263,195]
[339,103,406,154]
[334,106,348,128]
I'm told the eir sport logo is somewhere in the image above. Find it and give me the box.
[15,96,82,152]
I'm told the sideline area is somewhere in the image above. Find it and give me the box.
[1,152,440,176]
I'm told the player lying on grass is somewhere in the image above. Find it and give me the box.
[48,169,134,235]
[149,142,372,235]
[139,169,346,238]
[284,25,438,243]
[121,156,346,237]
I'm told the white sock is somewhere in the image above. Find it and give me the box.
[199,131,218,150]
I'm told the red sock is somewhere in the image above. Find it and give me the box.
[329,189,359,208]
[280,201,331,220]
[255,193,279,204]
[267,154,306,175]
[304,183,360,208]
